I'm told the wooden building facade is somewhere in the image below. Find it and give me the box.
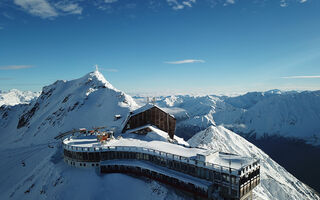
[122,104,176,139]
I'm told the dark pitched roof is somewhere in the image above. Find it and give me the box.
[130,103,175,118]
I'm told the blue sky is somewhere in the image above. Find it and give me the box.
[0,0,320,95]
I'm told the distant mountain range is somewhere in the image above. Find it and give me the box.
[0,89,40,107]
[133,90,320,145]
[0,71,319,200]
[3,87,319,145]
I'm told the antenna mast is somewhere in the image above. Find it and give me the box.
[95,64,99,72]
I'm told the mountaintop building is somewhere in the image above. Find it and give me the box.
[122,103,176,139]
[57,104,260,200]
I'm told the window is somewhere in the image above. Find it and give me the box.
[231,176,236,184]
[222,174,230,183]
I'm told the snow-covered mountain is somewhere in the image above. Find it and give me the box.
[0,89,40,107]
[224,90,320,142]
[0,71,319,200]
[188,126,320,200]
[141,91,320,145]
[0,70,138,147]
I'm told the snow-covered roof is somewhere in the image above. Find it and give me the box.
[63,135,256,170]
[205,152,254,170]
[125,124,154,133]
[126,124,167,136]
[123,125,169,142]
[64,135,205,157]
[130,103,175,118]
[123,125,189,146]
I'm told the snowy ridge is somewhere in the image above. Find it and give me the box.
[144,91,320,144]
[0,89,40,106]
[0,70,138,147]
[188,125,320,200]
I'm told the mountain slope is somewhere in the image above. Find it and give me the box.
[227,91,320,143]
[188,125,320,200]
[0,70,138,147]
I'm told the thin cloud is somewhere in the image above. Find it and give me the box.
[13,0,83,19]
[281,75,320,79]
[14,0,58,18]
[280,0,288,7]
[10,0,310,19]
[54,2,83,15]
[225,0,235,5]
[0,65,33,70]
[104,0,118,3]
[167,0,196,10]
[2,12,15,20]
[165,59,205,64]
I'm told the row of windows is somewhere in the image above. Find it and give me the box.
[64,149,239,187]
[64,149,100,162]
[241,161,260,174]
[65,159,99,167]
[240,176,260,197]
[101,164,208,196]
[240,167,260,185]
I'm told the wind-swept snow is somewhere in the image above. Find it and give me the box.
[188,125,320,200]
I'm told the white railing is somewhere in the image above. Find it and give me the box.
[63,143,252,176]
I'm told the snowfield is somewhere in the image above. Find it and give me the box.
[0,71,319,200]
[0,89,40,106]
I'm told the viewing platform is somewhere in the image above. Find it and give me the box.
[63,135,260,200]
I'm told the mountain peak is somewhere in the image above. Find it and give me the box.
[10,70,138,140]
[82,70,115,90]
